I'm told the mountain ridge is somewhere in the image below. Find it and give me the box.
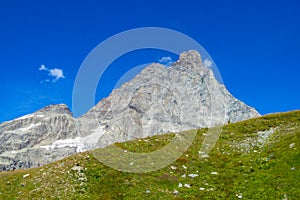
[0,50,260,171]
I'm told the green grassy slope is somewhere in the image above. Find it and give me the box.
[0,111,299,199]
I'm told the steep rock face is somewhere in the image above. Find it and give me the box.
[0,104,79,171]
[78,50,260,148]
[0,50,260,171]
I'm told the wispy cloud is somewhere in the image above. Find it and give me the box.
[39,64,65,82]
[158,56,173,66]
[203,59,212,67]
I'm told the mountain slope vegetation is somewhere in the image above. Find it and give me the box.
[0,110,299,199]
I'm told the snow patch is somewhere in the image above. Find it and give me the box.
[39,126,104,153]
[15,114,34,120]
[18,123,41,132]
[5,123,41,134]
[40,137,85,153]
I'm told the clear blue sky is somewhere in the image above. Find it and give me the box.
[0,0,299,122]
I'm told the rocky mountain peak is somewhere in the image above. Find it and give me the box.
[36,104,72,116]
[172,50,208,76]
[80,50,260,147]
[178,50,203,65]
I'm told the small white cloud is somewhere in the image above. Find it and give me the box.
[39,64,47,71]
[159,56,172,63]
[158,56,173,66]
[49,68,65,81]
[203,59,212,67]
[39,64,65,83]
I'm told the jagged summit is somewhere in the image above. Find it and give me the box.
[36,104,72,116]
[140,50,206,76]
[178,50,203,65]
[171,50,209,76]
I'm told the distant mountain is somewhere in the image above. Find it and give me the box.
[0,50,260,171]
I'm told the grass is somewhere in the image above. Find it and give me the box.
[0,110,299,199]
